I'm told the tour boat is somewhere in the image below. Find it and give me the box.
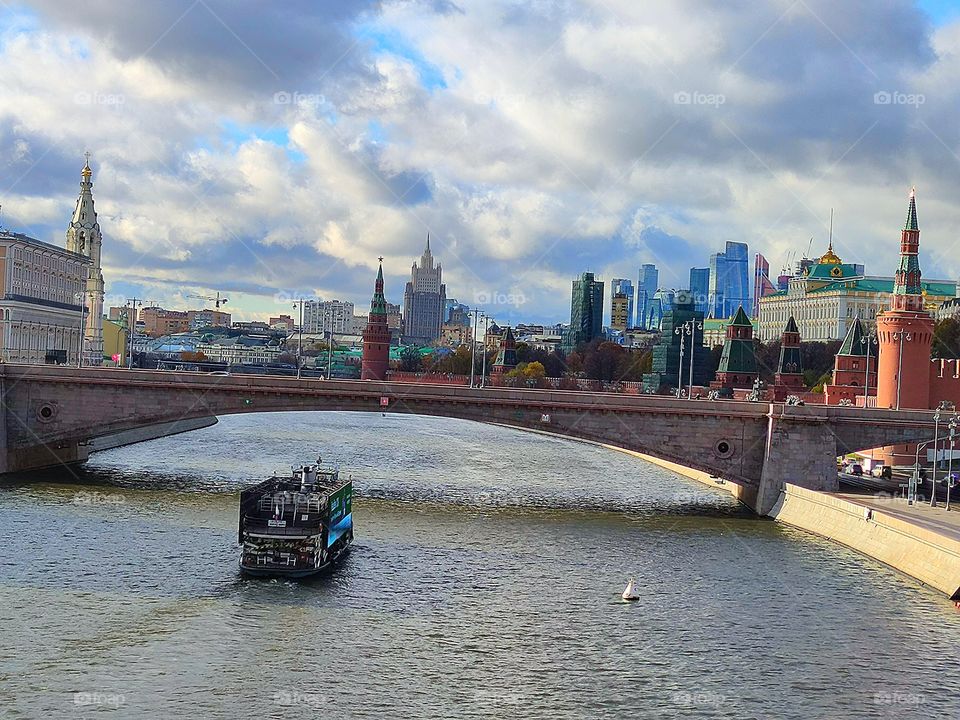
[238,461,353,578]
[622,579,640,601]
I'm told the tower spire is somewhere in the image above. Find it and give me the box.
[905,186,918,231]
[891,186,923,310]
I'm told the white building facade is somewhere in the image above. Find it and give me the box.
[0,230,91,364]
[303,299,355,335]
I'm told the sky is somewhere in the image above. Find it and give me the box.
[2,0,960,326]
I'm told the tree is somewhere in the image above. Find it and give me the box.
[584,341,624,382]
[399,346,422,372]
[180,350,208,362]
[933,318,960,359]
[275,351,298,366]
[523,361,546,379]
[811,371,833,393]
[614,350,651,382]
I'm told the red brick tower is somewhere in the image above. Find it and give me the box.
[876,189,934,410]
[361,258,391,381]
[491,327,518,377]
[771,316,805,400]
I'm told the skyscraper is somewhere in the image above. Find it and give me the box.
[708,241,749,319]
[610,293,630,332]
[636,264,658,329]
[689,267,710,314]
[65,154,105,365]
[402,234,446,345]
[610,278,634,328]
[752,253,776,317]
[564,272,604,350]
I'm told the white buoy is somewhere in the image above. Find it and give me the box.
[622,578,640,601]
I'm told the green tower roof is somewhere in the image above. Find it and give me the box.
[784,316,799,333]
[729,306,752,327]
[837,317,868,356]
[905,188,918,231]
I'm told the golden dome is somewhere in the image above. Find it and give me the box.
[818,240,842,265]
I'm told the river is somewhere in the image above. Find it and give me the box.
[1,412,958,719]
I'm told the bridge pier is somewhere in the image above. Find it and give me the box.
[756,408,839,516]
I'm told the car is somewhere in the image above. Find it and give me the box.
[847,463,863,476]
[207,371,231,376]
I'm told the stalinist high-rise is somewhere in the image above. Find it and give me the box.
[402,235,445,345]
[65,154,105,365]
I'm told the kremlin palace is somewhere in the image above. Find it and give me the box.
[757,242,956,342]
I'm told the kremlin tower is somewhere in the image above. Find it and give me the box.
[361,259,391,381]
[875,189,935,410]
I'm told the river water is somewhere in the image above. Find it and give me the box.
[1,412,958,719]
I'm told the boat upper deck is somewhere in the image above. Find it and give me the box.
[239,464,348,540]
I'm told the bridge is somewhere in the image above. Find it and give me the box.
[0,364,940,515]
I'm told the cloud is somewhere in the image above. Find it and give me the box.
[1,0,960,327]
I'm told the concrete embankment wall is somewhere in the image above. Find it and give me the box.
[618,450,960,600]
[770,484,960,600]
[89,416,219,452]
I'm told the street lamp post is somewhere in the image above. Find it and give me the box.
[292,299,304,379]
[892,329,911,410]
[859,327,875,408]
[326,305,334,381]
[469,309,481,388]
[125,297,143,369]
[675,320,699,399]
[686,320,703,400]
[674,326,686,398]
[947,418,957,511]
[910,439,934,505]
[480,315,490,387]
[931,407,942,507]
[75,292,86,368]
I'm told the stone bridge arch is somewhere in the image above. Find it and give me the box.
[0,366,941,515]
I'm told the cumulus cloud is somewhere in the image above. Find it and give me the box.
[1,0,959,326]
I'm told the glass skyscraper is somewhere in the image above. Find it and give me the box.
[708,241,749,319]
[689,267,710,314]
[636,264,659,329]
[610,278,634,329]
[564,272,604,350]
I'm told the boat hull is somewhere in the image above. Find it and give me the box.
[239,542,351,579]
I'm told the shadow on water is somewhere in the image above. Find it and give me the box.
[0,463,753,521]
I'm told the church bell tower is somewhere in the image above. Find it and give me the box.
[65,153,105,365]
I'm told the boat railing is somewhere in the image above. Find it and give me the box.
[256,493,323,514]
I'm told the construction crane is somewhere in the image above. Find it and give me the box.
[187,291,228,308]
